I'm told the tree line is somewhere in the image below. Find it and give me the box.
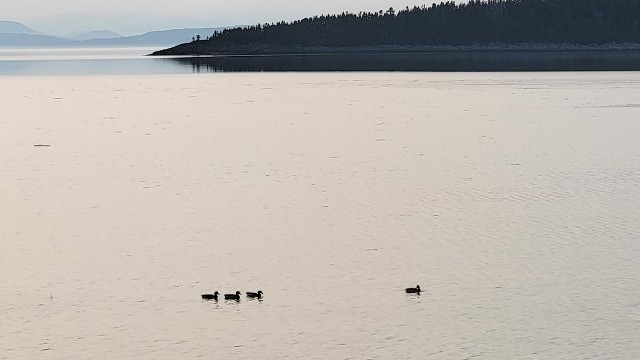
[199,0,640,46]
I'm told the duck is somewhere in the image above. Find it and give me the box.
[224,291,242,300]
[201,291,219,300]
[405,285,421,294]
[246,290,263,299]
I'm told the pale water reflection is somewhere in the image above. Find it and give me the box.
[1,69,640,359]
[0,48,178,75]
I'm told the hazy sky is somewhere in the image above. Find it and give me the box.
[1,0,448,36]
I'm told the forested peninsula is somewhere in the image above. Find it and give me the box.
[152,0,640,55]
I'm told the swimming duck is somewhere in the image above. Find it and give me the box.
[246,290,263,299]
[201,291,219,300]
[224,291,242,300]
[405,285,421,294]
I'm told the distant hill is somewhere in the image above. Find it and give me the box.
[0,33,68,47]
[80,27,227,47]
[0,25,230,48]
[153,0,640,55]
[72,30,122,41]
[0,20,39,35]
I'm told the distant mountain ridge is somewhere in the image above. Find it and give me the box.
[0,33,68,47]
[0,20,229,48]
[80,28,226,47]
[0,20,40,35]
[71,30,122,41]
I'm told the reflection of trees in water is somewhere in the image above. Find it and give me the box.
[161,52,640,73]
[190,61,229,73]
[177,61,223,73]
[159,58,239,73]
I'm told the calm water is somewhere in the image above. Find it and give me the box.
[3,47,640,75]
[1,49,640,359]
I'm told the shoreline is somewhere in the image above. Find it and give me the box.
[151,42,640,56]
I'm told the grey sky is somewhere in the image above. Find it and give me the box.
[1,1,441,36]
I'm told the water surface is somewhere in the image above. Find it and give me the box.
[3,47,640,75]
[1,58,640,359]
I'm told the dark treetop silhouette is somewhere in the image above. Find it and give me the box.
[153,0,640,55]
